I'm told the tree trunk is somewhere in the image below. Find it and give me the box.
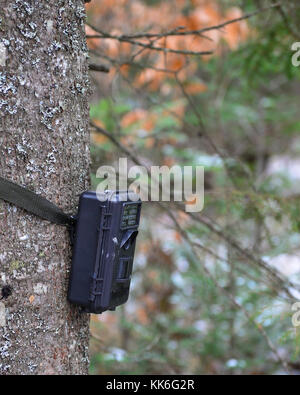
[0,0,91,375]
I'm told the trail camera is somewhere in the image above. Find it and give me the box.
[68,191,142,314]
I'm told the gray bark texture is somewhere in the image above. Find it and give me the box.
[0,0,91,375]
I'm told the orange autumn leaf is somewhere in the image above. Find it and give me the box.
[91,119,108,144]
[168,55,185,72]
[87,0,250,95]
[120,135,135,147]
[135,68,165,91]
[174,231,182,243]
[85,25,100,50]
[162,101,186,119]
[91,132,108,145]
[142,119,155,132]
[136,307,149,325]
[185,82,207,95]
[160,137,178,146]
[142,114,157,132]
[92,118,105,129]
[173,103,186,119]
[119,64,130,77]
[121,109,148,128]
[104,38,120,58]
[120,41,132,57]
[224,8,250,49]
[135,69,154,87]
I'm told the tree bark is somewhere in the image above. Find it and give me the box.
[0,0,91,375]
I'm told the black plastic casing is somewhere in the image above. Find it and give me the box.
[68,191,142,314]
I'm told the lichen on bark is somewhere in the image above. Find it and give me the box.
[0,0,91,375]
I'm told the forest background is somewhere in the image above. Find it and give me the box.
[85,0,300,375]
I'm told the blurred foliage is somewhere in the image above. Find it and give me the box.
[86,0,300,375]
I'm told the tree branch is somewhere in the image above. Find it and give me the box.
[87,27,213,57]
[90,120,298,301]
[166,207,290,373]
[86,3,282,43]
[89,63,110,73]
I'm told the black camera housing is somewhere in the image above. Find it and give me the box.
[68,191,141,314]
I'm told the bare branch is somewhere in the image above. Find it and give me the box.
[90,121,142,166]
[166,207,290,373]
[179,205,300,300]
[89,63,110,73]
[87,26,213,56]
[273,1,300,40]
[86,3,282,43]
[90,118,298,301]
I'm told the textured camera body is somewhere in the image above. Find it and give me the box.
[68,191,141,314]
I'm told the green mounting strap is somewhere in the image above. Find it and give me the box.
[0,176,74,226]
